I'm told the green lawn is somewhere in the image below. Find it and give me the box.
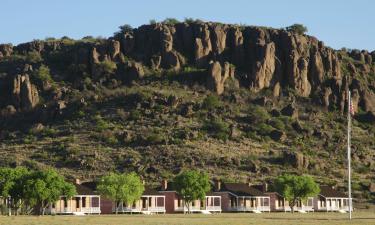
[1,211,374,225]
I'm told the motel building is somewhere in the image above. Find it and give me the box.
[113,187,166,214]
[315,185,351,212]
[212,180,271,213]
[47,180,101,215]
[158,180,222,213]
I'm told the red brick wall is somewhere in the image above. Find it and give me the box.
[267,193,277,211]
[162,192,176,213]
[215,192,230,211]
[100,197,113,214]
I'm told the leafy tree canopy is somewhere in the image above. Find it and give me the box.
[285,23,308,35]
[23,169,76,215]
[97,172,144,214]
[173,170,210,213]
[274,174,320,212]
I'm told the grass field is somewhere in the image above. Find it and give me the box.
[1,211,374,225]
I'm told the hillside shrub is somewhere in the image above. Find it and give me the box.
[202,94,222,110]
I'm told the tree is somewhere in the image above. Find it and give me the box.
[97,172,144,214]
[114,24,133,39]
[0,167,29,215]
[173,170,210,213]
[22,169,76,215]
[274,174,320,213]
[285,24,308,35]
[162,18,180,25]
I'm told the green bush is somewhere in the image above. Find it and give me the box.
[129,109,141,121]
[162,18,180,25]
[269,118,285,130]
[285,23,308,35]
[32,64,53,83]
[202,94,222,110]
[99,60,117,74]
[256,123,274,135]
[93,115,111,131]
[248,105,270,123]
[203,118,230,141]
[26,51,43,63]
[146,133,164,144]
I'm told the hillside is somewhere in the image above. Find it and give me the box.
[0,20,374,203]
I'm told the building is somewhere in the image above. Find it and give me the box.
[213,180,270,213]
[113,186,166,214]
[158,180,222,213]
[315,186,351,212]
[253,183,314,212]
[47,180,101,215]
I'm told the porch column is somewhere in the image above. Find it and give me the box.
[80,197,82,212]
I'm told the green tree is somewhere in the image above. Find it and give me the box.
[162,18,180,25]
[274,174,320,213]
[114,24,133,38]
[173,170,210,213]
[285,24,308,35]
[97,172,144,214]
[32,64,53,83]
[0,167,29,215]
[23,169,76,215]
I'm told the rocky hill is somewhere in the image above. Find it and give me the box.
[0,21,374,203]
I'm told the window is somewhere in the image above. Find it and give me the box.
[192,201,195,207]
[177,197,181,207]
[149,197,152,207]
[75,197,80,208]
[82,197,86,208]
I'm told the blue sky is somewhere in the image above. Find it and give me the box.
[1,0,374,51]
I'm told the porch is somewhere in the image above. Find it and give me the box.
[175,196,222,213]
[317,197,351,212]
[113,195,166,214]
[48,195,101,214]
[228,196,270,212]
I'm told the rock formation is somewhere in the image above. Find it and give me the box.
[207,61,234,95]
[11,74,39,111]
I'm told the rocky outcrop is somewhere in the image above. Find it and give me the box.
[194,24,212,67]
[11,74,39,111]
[207,61,234,95]
[124,61,145,81]
[1,21,375,115]
[283,151,309,169]
[0,44,13,58]
[251,42,279,91]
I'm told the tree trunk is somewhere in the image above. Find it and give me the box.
[115,201,120,214]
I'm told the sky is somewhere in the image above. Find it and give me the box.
[1,0,374,51]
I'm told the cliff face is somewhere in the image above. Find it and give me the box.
[0,22,374,115]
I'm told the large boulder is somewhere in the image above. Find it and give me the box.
[283,151,309,169]
[124,61,145,81]
[207,61,234,95]
[281,103,298,119]
[108,39,120,60]
[0,44,13,58]
[11,74,39,111]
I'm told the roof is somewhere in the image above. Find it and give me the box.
[74,183,97,195]
[143,186,163,195]
[319,186,347,198]
[80,181,161,196]
[217,183,267,197]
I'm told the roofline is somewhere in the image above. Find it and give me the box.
[213,191,267,198]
